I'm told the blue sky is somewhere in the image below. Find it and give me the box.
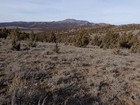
[0,0,140,24]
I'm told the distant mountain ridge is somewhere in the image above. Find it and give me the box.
[57,19,92,25]
[0,19,109,31]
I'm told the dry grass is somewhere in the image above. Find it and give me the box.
[0,39,140,105]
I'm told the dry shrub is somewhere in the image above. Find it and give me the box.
[92,35,102,47]
[8,73,47,105]
[131,44,140,53]
[118,33,134,49]
[48,32,57,43]
[11,40,20,51]
[28,40,36,47]
[74,31,90,47]
[92,31,140,53]
[118,33,140,53]
[28,31,37,47]
[53,43,60,53]
[10,28,21,51]
[112,48,121,55]
[0,28,9,39]
[100,32,120,49]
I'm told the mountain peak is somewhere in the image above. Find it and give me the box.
[58,18,90,25]
[63,19,81,22]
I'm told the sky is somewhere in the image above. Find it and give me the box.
[0,0,140,25]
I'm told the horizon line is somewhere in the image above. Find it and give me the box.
[0,18,140,26]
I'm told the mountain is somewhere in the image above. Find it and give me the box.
[57,19,92,25]
[0,19,108,31]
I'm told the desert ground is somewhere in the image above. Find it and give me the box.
[0,38,140,105]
